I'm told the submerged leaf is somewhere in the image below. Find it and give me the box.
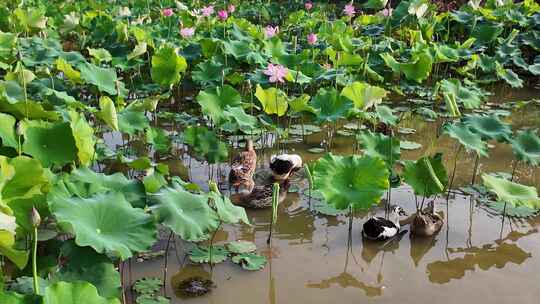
[231,253,267,270]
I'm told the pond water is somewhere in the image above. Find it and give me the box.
[126,86,540,304]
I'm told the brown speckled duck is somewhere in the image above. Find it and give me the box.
[229,139,257,193]
[411,201,444,237]
[230,180,290,209]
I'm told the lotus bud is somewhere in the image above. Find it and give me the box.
[30,207,41,228]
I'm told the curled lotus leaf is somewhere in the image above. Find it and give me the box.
[482,174,540,209]
[443,121,489,157]
[341,82,387,110]
[151,46,187,87]
[509,129,540,166]
[463,114,513,143]
[255,85,288,117]
[402,153,448,197]
[312,153,389,210]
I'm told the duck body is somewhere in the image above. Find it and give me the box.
[230,181,289,209]
[229,140,257,191]
[269,154,302,181]
[362,217,400,241]
[411,212,443,237]
[362,206,406,241]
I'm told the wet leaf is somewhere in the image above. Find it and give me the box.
[133,277,162,295]
[189,245,229,264]
[226,241,256,254]
[208,191,250,225]
[231,253,267,270]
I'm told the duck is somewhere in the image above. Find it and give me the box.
[230,180,290,209]
[269,154,303,181]
[229,139,257,192]
[410,201,444,237]
[362,206,407,241]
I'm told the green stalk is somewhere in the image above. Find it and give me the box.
[304,164,313,208]
[267,183,280,245]
[32,226,39,294]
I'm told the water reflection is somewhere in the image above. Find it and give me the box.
[306,272,383,297]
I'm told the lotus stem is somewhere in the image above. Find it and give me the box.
[162,230,173,297]
[32,226,39,294]
[304,164,313,208]
[446,145,462,201]
[510,160,519,182]
[267,183,280,245]
[471,153,480,185]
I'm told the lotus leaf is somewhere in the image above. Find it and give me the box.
[183,126,228,164]
[255,85,288,117]
[358,131,400,168]
[196,85,242,125]
[133,277,162,295]
[68,110,95,166]
[145,127,170,153]
[495,63,523,88]
[48,191,156,260]
[151,46,187,87]
[402,153,448,197]
[127,42,147,61]
[400,140,422,150]
[510,129,540,166]
[487,201,538,218]
[463,114,512,142]
[207,191,250,225]
[443,122,489,157]
[79,63,122,95]
[231,253,267,271]
[149,185,219,241]
[0,291,40,304]
[223,106,258,132]
[311,88,352,123]
[226,241,257,254]
[472,22,503,44]
[192,60,229,85]
[312,153,389,210]
[375,105,398,126]
[97,96,118,131]
[55,58,82,84]
[0,113,18,149]
[44,281,120,304]
[341,82,387,110]
[56,241,120,299]
[21,120,77,167]
[88,48,111,63]
[135,295,169,304]
[380,51,433,83]
[482,174,540,209]
[439,79,485,109]
[118,109,150,136]
[189,245,229,264]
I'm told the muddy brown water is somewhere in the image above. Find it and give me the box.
[124,87,540,304]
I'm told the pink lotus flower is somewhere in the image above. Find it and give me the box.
[201,5,214,17]
[264,26,279,38]
[218,10,228,21]
[382,8,393,17]
[307,33,317,45]
[305,2,313,10]
[343,3,356,17]
[264,63,288,83]
[162,8,174,17]
[228,4,236,13]
[180,27,195,38]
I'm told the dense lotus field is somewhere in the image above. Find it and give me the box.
[0,0,540,303]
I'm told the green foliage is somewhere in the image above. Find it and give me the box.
[312,153,389,210]
[44,281,120,304]
[402,153,448,197]
[196,85,242,125]
[226,241,257,254]
[255,85,288,117]
[443,121,489,157]
[151,46,187,87]
[231,253,267,270]
[510,129,540,166]
[380,51,433,83]
[188,245,229,264]
[358,131,400,168]
[463,114,513,142]
[341,82,387,110]
[21,120,77,167]
[311,88,352,123]
[133,277,162,295]
[482,174,540,209]
[183,126,228,163]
